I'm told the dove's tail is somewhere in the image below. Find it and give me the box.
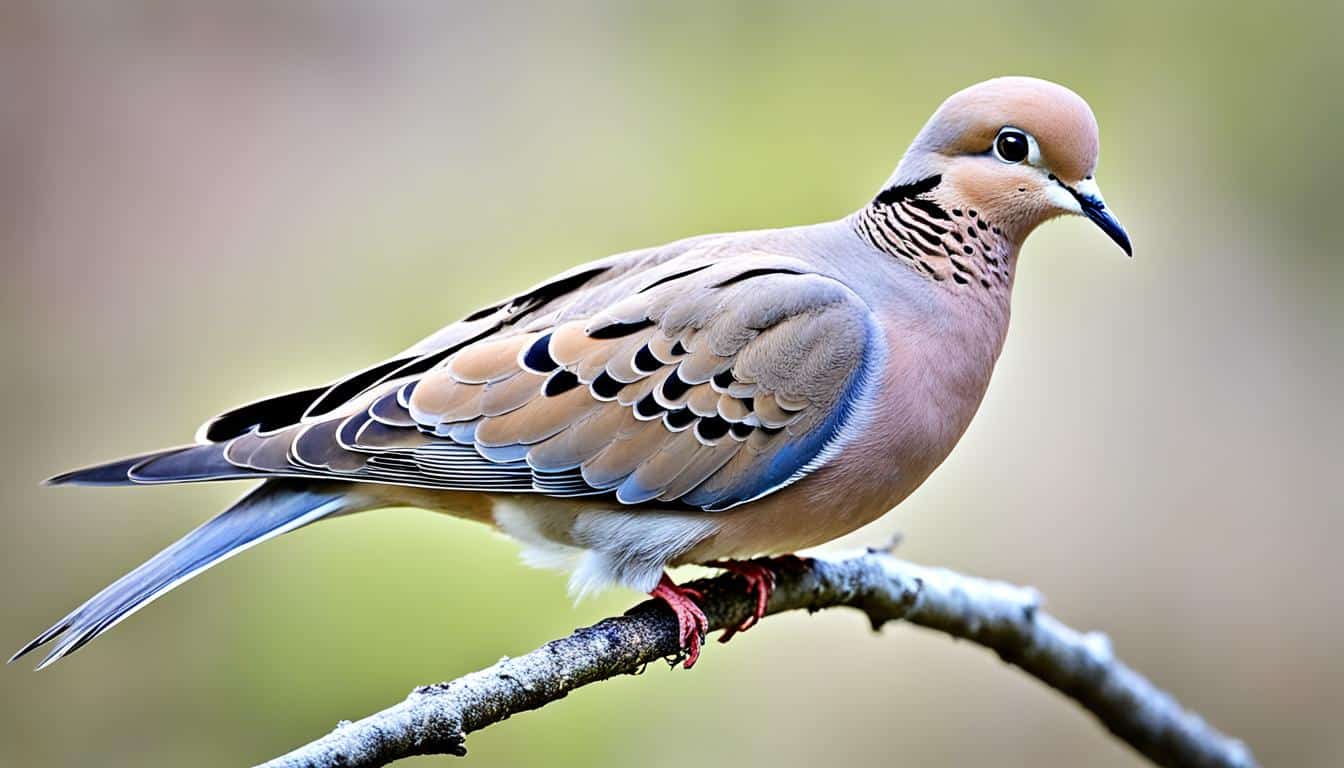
[10,479,367,669]
[43,442,263,486]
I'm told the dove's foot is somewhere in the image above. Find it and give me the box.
[706,555,810,643]
[650,574,708,669]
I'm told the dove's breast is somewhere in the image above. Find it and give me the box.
[678,281,1013,562]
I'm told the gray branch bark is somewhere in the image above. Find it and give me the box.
[256,552,1257,768]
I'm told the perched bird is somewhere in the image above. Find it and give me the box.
[13,76,1129,670]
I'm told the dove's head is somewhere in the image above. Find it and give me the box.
[887,76,1131,255]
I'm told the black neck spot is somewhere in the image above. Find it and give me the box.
[907,197,951,221]
[874,174,942,206]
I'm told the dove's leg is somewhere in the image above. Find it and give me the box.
[706,555,811,642]
[649,574,708,669]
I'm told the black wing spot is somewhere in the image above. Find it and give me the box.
[544,370,581,397]
[633,345,661,374]
[635,393,665,419]
[712,369,736,389]
[461,303,505,323]
[661,369,693,401]
[670,341,688,356]
[305,356,416,419]
[202,386,328,441]
[466,266,607,322]
[665,407,696,429]
[522,333,558,373]
[590,370,627,399]
[714,268,803,288]
[389,347,457,381]
[589,318,655,339]
[730,421,754,439]
[695,415,731,441]
[637,264,714,294]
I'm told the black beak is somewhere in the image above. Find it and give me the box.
[1072,191,1132,257]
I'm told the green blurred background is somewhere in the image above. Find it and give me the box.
[3,1,1341,766]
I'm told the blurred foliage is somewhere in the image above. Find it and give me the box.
[2,1,1340,766]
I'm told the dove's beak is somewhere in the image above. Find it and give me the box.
[1065,178,1131,257]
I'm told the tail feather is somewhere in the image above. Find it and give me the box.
[45,444,263,487]
[129,443,261,483]
[10,481,359,669]
[43,451,171,486]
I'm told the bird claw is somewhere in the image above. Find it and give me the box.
[706,557,805,643]
[650,575,708,669]
[647,557,808,666]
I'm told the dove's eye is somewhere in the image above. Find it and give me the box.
[993,128,1030,164]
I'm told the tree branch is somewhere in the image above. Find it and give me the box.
[256,552,1257,768]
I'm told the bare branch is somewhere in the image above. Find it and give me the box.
[256,553,1257,768]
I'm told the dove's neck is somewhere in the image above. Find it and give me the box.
[849,174,1020,310]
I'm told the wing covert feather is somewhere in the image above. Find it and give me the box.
[189,248,876,511]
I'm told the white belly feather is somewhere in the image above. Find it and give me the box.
[490,497,720,597]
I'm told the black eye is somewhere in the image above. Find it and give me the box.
[994,129,1029,164]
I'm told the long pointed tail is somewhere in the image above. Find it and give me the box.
[44,443,263,487]
[10,480,364,669]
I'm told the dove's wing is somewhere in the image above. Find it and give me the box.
[56,246,877,513]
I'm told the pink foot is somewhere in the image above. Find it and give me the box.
[650,573,709,669]
[706,557,803,643]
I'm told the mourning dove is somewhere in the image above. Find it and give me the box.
[13,76,1129,669]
